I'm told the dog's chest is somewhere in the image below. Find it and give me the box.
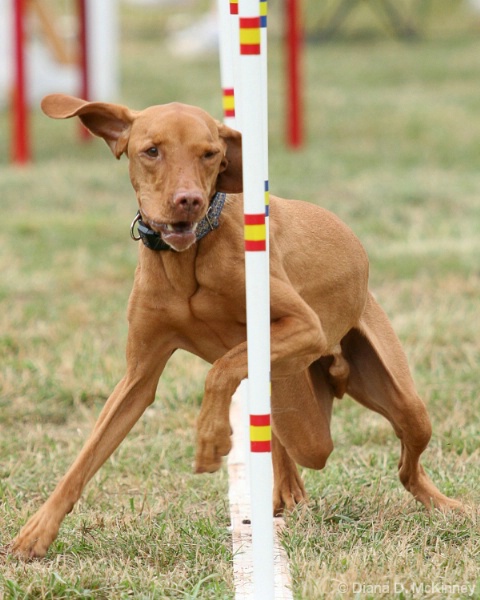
[189,249,246,321]
[188,282,246,326]
[167,284,247,360]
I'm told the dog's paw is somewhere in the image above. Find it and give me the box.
[194,435,232,473]
[195,425,232,474]
[11,507,61,560]
[273,472,308,516]
[195,406,232,473]
[430,495,465,513]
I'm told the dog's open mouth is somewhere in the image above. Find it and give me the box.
[156,221,198,251]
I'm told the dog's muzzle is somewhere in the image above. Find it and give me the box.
[130,192,227,251]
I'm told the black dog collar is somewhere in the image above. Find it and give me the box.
[130,192,227,251]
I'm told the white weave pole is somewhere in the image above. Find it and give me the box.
[238,1,274,598]
[217,1,274,597]
[216,0,237,128]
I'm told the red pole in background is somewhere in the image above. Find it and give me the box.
[78,0,89,100]
[286,0,303,148]
[12,0,30,164]
[77,0,90,139]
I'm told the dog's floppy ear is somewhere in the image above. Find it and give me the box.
[41,94,136,159]
[216,122,243,193]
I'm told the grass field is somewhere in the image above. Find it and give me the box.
[1,2,479,598]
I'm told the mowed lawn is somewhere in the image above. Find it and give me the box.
[1,2,479,598]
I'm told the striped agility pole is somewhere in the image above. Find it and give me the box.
[217,0,237,128]
[260,0,270,227]
[238,1,274,598]
[218,2,274,597]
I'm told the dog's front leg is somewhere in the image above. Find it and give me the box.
[12,367,167,559]
[12,308,173,559]
[195,280,327,474]
[195,343,248,473]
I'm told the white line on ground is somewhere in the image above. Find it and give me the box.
[228,384,293,600]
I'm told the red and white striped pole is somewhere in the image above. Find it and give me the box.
[238,1,274,597]
[12,0,30,164]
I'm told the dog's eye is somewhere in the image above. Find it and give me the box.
[203,150,218,160]
[146,147,158,158]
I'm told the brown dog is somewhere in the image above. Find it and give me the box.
[12,94,460,559]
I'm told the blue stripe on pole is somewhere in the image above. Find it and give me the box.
[264,180,270,216]
[260,0,267,28]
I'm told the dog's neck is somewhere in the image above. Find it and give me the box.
[131,192,227,252]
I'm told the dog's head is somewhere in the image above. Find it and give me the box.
[41,94,243,252]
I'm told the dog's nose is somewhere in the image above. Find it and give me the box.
[172,191,204,214]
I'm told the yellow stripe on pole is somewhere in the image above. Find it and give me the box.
[245,223,266,241]
[250,424,271,442]
[223,95,235,111]
[239,27,260,47]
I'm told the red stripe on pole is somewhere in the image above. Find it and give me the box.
[286,0,303,148]
[12,0,30,164]
[240,44,261,55]
[244,213,265,225]
[250,414,270,426]
[240,16,260,28]
[230,0,238,15]
[251,440,271,453]
[245,240,266,251]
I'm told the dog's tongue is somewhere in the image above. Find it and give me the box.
[160,222,197,251]
[167,222,194,233]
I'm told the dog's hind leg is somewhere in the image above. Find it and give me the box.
[272,432,308,515]
[341,292,462,511]
[271,367,335,513]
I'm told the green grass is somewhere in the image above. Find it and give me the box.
[1,2,479,598]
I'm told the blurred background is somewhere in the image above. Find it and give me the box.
[0,1,479,596]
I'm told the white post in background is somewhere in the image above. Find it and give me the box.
[0,0,13,108]
[218,0,251,478]
[86,0,119,100]
[217,0,236,128]
[238,0,274,598]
